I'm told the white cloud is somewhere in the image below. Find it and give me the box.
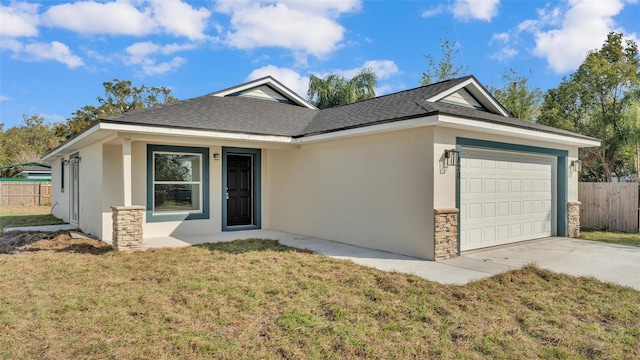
[141,56,187,75]
[490,47,517,62]
[333,60,400,80]
[0,2,40,37]
[147,0,210,39]
[23,41,84,68]
[532,0,631,73]
[247,65,310,97]
[124,41,192,74]
[421,5,446,18]
[0,95,12,101]
[452,0,500,22]
[42,0,210,40]
[43,1,156,36]
[488,0,638,73]
[216,0,360,58]
[3,40,83,68]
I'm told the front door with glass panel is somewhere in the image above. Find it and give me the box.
[70,155,80,224]
[226,154,253,226]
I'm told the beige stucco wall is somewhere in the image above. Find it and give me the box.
[266,127,436,259]
[101,144,124,242]
[77,142,103,238]
[50,156,69,222]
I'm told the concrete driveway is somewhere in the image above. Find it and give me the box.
[455,237,640,290]
[145,230,639,290]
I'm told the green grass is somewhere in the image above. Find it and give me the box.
[0,236,638,359]
[580,229,640,247]
[0,206,66,229]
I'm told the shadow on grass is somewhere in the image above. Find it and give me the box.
[195,239,314,255]
[0,214,66,229]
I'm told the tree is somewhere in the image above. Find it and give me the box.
[55,79,178,140]
[0,114,61,177]
[421,30,469,85]
[489,68,543,121]
[538,32,640,181]
[307,68,377,109]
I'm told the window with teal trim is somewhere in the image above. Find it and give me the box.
[147,145,209,222]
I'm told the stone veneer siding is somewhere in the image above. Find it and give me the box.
[434,208,459,260]
[111,205,145,252]
[567,201,581,238]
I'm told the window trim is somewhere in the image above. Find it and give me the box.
[146,144,209,222]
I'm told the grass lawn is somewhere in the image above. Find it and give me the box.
[0,206,65,229]
[580,229,640,247]
[0,236,638,359]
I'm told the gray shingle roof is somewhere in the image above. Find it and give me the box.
[99,75,596,142]
[103,94,317,136]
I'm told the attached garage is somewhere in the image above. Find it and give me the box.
[458,143,560,251]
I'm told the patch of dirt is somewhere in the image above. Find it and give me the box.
[0,231,112,255]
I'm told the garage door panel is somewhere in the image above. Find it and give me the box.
[460,149,555,251]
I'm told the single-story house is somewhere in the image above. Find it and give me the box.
[0,162,52,180]
[41,75,599,260]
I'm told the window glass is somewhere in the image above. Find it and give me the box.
[153,152,202,214]
[154,154,201,182]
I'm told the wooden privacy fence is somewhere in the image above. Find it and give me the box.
[579,182,639,233]
[0,181,52,207]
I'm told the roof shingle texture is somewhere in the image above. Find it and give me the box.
[102,76,595,141]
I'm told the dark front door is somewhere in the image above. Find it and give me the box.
[226,154,252,226]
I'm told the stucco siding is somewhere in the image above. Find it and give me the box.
[50,156,69,222]
[77,142,103,238]
[101,144,124,242]
[267,127,436,259]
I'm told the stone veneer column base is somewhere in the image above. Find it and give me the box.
[434,208,459,261]
[567,201,581,238]
[111,205,145,252]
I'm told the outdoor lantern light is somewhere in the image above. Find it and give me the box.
[571,160,582,173]
[444,149,459,168]
[213,153,220,160]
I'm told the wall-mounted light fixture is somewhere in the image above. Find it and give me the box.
[570,159,582,173]
[213,153,221,160]
[62,159,69,165]
[444,149,459,168]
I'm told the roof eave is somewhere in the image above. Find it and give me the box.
[436,114,601,148]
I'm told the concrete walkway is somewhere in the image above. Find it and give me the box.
[145,230,640,290]
[3,224,77,233]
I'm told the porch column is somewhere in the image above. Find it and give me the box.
[111,138,144,252]
[123,138,132,206]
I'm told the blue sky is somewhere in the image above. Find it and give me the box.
[1,0,638,128]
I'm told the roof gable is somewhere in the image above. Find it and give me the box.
[439,88,486,111]
[425,76,509,117]
[212,76,317,109]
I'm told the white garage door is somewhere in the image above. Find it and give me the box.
[459,148,555,251]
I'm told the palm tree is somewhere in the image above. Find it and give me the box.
[307,68,377,109]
